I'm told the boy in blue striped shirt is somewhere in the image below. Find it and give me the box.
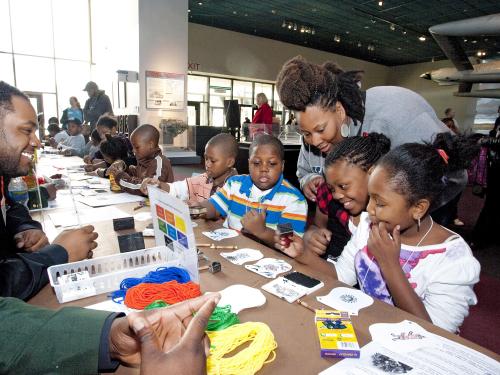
[201,134,307,248]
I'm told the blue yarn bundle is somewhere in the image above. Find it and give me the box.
[111,266,191,302]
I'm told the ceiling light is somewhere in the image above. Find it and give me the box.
[419,36,426,42]
[368,44,375,51]
[233,11,237,15]
[188,9,191,13]
[471,40,477,44]
[282,21,286,28]
[271,9,276,14]
[293,23,297,31]
[477,51,486,57]
[311,29,315,35]
[390,24,396,31]
[334,35,341,43]
[402,30,407,35]
[357,42,362,47]
[378,1,383,6]
[198,2,202,5]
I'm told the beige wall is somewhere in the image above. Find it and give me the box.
[387,60,477,131]
[188,23,390,88]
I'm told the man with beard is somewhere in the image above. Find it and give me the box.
[0,81,98,300]
[0,81,217,374]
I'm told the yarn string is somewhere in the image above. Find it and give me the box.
[144,301,240,331]
[124,280,201,309]
[207,322,277,375]
[111,267,191,302]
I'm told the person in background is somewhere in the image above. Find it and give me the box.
[83,81,113,129]
[60,96,84,130]
[278,133,480,333]
[251,93,273,137]
[443,108,460,134]
[83,129,101,160]
[46,122,68,145]
[472,117,500,249]
[108,124,174,195]
[0,81,98,300]
[142,133,238,202]
[51,118,86,157]
[200,134,307,248]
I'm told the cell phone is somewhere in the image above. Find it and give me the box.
[277,223,294,248]
[284,271,324,294]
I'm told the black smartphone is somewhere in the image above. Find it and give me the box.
[284,271,322,289]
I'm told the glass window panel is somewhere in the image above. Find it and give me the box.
[187,75,208,101]
[15,55,55,92]
[209,77,231,108]
[0,53,14,85]
[274,87,284,112]
[254,83,273,106]
[42,93,58,121]
[52,0,90,60]
[55,59,90,116]
[0,0,12,52]
[210,108,224,127]
[10,0,53,57]
[233,80,253,105]
[240,106,253,124]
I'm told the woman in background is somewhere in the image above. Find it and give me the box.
[60,96,84,130]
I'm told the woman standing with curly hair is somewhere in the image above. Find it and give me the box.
[276,56,468,225]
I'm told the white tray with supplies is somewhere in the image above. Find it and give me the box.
[47,244,199,303]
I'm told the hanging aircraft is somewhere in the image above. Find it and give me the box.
[420,14,500,98]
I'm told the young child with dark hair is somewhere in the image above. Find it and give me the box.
[83,129,101,160]
[53,118,86,157]
[304,133,390,264]
[47,123,68,144]
[108,124,174,195]
[278,133,480,332]
[201,134,307,248]
[141,133,238,203]
[90,134,128,178]
[84,115,135,170]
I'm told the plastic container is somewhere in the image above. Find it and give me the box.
[48,245,199,303]
[8,177,29,207]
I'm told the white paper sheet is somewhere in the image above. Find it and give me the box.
[85,300,130,314]
[76,193,144,207]
[49,206,130,227]
[320,336,500,375]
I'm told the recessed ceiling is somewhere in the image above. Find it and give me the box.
[188,0,500,66]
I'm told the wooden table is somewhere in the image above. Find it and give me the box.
[29,154,500,374]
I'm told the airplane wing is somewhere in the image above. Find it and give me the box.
[429,34,473,72]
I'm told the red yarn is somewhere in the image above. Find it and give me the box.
[124,281,201,309]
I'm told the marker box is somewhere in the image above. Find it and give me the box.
[315,310,360,359]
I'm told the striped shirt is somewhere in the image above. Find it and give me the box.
[208,174,307,236]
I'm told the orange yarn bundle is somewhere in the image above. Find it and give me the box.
[124,281,201,309]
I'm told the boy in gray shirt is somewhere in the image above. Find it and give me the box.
[55,118,86,157]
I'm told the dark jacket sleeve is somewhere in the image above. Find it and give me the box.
[0,297,118,374]
[60,108,68,128]
[0,244,68,300]
[6,202,42,236]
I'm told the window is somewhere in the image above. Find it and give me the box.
[209,77,231,127]
[15,55,55,93]
[0,0,12,52]
[55,59,91,116]
[0,53,14,85]
[233,80,253,105]
[52,0,90,61]
[10,0,54,57]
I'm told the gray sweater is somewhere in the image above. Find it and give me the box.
[58,134,86,157]
[296,86,464,208]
